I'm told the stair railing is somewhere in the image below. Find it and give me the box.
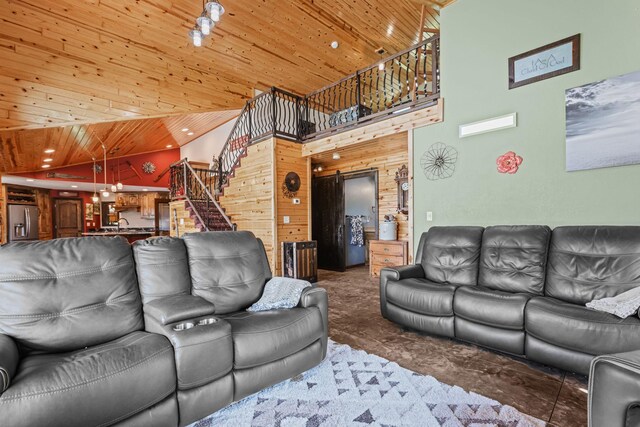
[215,35,440,192]
[170,158,234,231]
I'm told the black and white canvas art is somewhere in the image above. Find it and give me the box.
[566,69,640,171]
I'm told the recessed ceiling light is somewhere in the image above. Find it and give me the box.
[187,132,194,136]
[26,178,35,182]
[331,41,339,49]
[44,149,55,154]
[181,128,189,132]
[166,144,173,148]
[332,152,341,160]
[42,164,51,168]
[43,158,53,162]
[142,189,149,192]
[71,185,78,188]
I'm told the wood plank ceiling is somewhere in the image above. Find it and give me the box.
[0,110,239,173]
[0,0,446,131]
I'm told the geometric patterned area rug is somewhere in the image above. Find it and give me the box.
[191,340,545,426]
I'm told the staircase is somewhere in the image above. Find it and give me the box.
[170,35,441,233]
[169,159,234,233]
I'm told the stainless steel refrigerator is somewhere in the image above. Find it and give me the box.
[8,204,39,242]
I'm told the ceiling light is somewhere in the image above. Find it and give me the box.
[332,152,341,160]
[331,41,339,49]
[187,132,194,136]
[181,128,189,132]
[317,166,323,172]
[142,189,149,192]
[166,144,173,148]
[379,63,385,71]
[44,149,55,154]
[42,164,51,168]
[43,158,53,162]
[117,182,123,190]
[102,190,110,198]
[26,178,35,182]
[197,15,213,35]
[111,184,118,193]
[71,185,78,188]
[189,28,203,47]
[205,0,225,22]
[92,194,100,203]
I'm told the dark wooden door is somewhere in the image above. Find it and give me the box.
[55,199,82,238]
[312,174,345,271]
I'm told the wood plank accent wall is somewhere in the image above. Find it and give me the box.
[217,138,311,275]
[169,200,200,237]
[0,176,5,244]
[219,139,277,271]
[275,140,311,275]
[314,132,410,242]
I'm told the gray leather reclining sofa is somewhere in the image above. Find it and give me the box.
[0,231,328,427]
[380,225,640,376]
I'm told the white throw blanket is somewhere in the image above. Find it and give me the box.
[247,277,312,312]
[586,287,640,318]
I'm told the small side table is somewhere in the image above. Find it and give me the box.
[369,240,408,277]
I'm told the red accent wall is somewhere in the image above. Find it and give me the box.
[18,149,180,188]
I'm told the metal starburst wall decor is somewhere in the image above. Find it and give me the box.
[420,142,458,181]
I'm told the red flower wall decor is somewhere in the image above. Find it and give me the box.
[496,151,523,174]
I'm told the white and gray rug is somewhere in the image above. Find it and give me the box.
[192,340,545,426]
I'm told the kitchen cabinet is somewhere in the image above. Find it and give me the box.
[115,193,140,209]
[36,189,53,240]
[140,192,158,219]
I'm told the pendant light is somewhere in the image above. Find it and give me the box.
[91,158,100,203]
[101,144,110,198]
[197,13,213,35]
[116,157,123,190]
[189,0,224,46]
[205,0,224,22]
[189,28,203,47]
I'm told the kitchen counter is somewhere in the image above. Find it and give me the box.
[82,231,154,243]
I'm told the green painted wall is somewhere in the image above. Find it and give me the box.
[413,0,640,249]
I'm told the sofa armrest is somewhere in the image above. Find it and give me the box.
[298,286,329,359]
[143,295,215,326]
[0,334,19,395]
[589,350,640,427]
[380,264,424,318]
[144,298,232,393]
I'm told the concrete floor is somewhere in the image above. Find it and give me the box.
[316,266,588,427]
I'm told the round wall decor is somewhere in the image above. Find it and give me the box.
[142,161,157,174]
[421,142,458,181]
[282,172,301,198]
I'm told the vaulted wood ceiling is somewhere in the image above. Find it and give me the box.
[0,0,446,131]
[0,110,239,173]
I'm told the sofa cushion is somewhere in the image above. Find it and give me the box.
[386,278,457,316]
[417,226,484,286]
[0,237,143,353]
[525,297,640,355]
[479,225,551,294]
[454,286,531,330]
[183,231,272,314]
[223,308,323,369]
[133,237,192,304]
[0,332,175,427]
[546,226,640,305]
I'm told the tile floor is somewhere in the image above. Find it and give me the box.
[316,266,588,427]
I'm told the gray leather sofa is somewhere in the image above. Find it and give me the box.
[0,231,328,427]
[380,225,640,376]
[589,350,640,427]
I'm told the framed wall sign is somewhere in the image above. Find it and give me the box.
[508,34,580,89]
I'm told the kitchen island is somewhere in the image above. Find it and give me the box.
[82,230,154,244]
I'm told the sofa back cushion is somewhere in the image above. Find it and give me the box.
[183,231,272,314]
[479,225,551,294]
[0,237,143,353]
[416,226,484,286]
[546,226,640,304]
[133,237,192,303]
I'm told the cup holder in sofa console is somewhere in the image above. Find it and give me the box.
[197,318,219,326]
[173,322,195,332]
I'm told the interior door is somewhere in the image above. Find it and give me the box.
[312,174,345,271]
[55,199,83,238]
